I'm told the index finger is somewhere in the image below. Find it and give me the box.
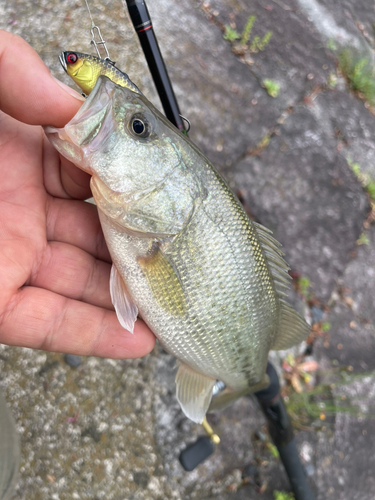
[0,30,83,127]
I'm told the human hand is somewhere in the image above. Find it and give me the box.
[0,31,155,358]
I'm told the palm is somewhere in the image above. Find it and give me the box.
[0,32,154,358]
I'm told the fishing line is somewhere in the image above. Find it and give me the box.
[82,0,113,62]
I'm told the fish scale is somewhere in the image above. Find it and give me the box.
[45,75,310,423]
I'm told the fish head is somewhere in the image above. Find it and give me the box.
[45,75,202,233]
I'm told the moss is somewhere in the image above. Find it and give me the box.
[250,31,273,52]
[240,15,256,45]
[348,158,375,202]
[274,492,294,500]
[321,322,331,333]
[297,276,311,298]
[357,232,370,245]
[263,79,280,97]
[223,25,240,42]
[338,49,375,106]
[223,15,272,53]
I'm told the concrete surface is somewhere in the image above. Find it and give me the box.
[1,0,375,499]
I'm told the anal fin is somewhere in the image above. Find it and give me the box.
[110,264,138,333]
[175,363,216,424]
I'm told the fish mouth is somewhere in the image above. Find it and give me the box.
[59,52,67,73]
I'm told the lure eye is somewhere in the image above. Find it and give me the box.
[129,114,152,139]
[66,52,78,64]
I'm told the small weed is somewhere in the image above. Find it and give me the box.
[266,442,280,458]
[297,276,311,298]
[283,367,375,429]
[348,159,375,202]
[240,15,256,45]
[327,72,338,87]
[250,31,273,52]
[338,49,375,106]
[263,79,280,97]
[357,232,370,245]
[223,15,272,54]
[327,39,337,51]
[321,322,331,333]
[274,492,294,500]
[223,25,240,42]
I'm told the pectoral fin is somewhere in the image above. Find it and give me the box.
[175,363,216,424]
[110,264,138,333]
[138,244,186,316]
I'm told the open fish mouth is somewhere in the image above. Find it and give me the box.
[64,76,116,148]
[44,76,118,173]
[59,52,67,72]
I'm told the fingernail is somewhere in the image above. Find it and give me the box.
[53,77,85,101]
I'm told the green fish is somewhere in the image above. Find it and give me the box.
[45,76,310,423]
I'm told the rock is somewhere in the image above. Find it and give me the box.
[311,306,324,324]
[209,0,336,111]
[64,354,82,368]
[233,99,368,300]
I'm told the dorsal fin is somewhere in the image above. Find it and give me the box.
[253,222,292,296]
[253,222,310,349]
[273,299,311,350]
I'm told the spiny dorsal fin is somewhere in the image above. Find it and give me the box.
[272,299,311,350]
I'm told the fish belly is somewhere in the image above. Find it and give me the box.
[99,167,280,391]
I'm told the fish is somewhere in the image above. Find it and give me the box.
[59,51,141,96]
[45,75,310,424]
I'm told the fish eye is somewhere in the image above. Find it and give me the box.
[129,114,152,139]
[66,52,78,64]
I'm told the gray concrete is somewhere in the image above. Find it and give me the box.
[1,0,375,498]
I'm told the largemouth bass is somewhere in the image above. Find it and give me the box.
[45,75,310,423]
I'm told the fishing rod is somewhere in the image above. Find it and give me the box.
[123,0,186,132]
[122,2,315,498]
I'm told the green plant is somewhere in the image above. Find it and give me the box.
[283,369,375,428]
[348,159,375,202]
[327,39,337,51]
[223,15,272,53]
[250,31,272,51]
[327,72,338,87]
[321,322,331,332]
[240,15,256,45]
[357,232,370,245]
[338,49,375,106]
[223,25,240,42]
[263,79,280,97]
[297,276,311,297]
[274,491,294,500]
[266,442,280,458]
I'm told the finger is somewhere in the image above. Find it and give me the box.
[31,241,112,310]
[0,286,155,358]
[0,31,83,127]
[43,136,92,200]
[46,196,111,262]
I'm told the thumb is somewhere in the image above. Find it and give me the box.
[0,30,83,127]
